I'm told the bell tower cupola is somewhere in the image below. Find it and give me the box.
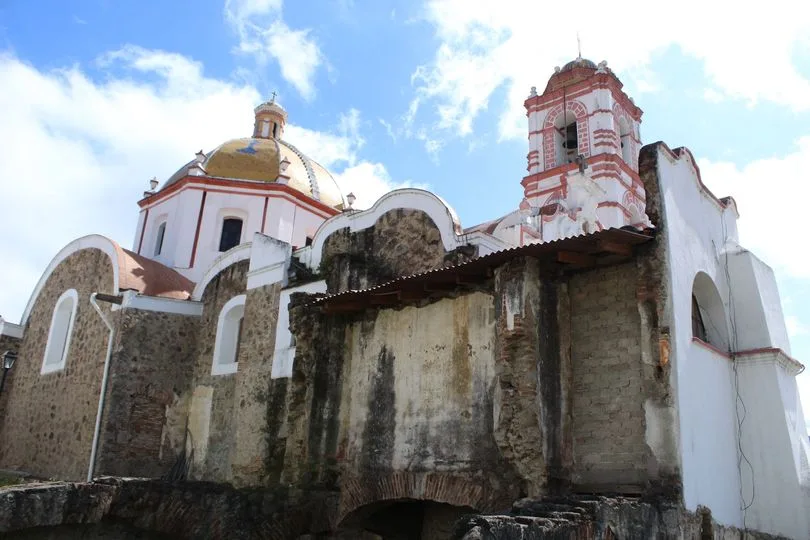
[253,93,287,140]
[519,58,648,243]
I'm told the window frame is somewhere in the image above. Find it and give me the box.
[41,289,79,374]
[211,294,246,375]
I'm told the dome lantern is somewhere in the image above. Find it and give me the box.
[253,92,288,140]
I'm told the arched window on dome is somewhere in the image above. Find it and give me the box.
[42,289,78,374]
[212,295,246,375]
[219,218,244,252]
[261,120,271,138]
[154,221,167,256]
[554,111,579,166]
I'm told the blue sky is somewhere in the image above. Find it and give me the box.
[2,0,810,416]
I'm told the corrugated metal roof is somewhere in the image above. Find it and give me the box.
[312,227,654,313]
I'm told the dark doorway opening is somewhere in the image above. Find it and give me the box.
[338,499,474,540]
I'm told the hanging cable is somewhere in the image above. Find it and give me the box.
[717,215,755,527]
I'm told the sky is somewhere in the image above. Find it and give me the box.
[1,1,810,417]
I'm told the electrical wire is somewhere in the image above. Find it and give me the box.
[717,216,756,527]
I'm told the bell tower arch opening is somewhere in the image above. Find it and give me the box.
[619,116,633,165]
[554,110,580,166]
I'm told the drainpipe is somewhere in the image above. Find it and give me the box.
[87,292,119,483]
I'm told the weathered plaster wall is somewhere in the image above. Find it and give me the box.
[338,292,521,513]
[187,259,249,482]
[344,292,493,470]
[493,257,568,496]
[95,308,200,478]
[320,208,473,293]
[569,263,647,490]
[0,249,114,480]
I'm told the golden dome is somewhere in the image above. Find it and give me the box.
[162,137,345,209]
[161,100,345,210]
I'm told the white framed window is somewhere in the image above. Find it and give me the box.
[211,295,246,375]
[154,221,167,256]
[41,289,78,374]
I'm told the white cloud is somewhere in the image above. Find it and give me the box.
[0,50,403,322]
[412,0,810,142]
[224,0,324,100]
[698,136,810,279]
[786,315,809,338]
[334,162,427,210]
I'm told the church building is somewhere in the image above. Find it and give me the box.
[0,58,808,539]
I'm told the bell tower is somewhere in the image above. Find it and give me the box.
[520,58,647,242]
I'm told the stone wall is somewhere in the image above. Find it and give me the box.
[95,308,200,478]
[231,281,282,486]
[186,260,248,482]
[320,208,474,293]
[568,263,647,491]
[452,495,786,539]
[0,249,114,481]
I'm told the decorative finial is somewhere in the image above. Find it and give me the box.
[149,177,159,191]
[529,86,537,98]
[195,150,205,163]
[346,192,356,209]
[577,32,582,59]
[554,66,561,73]
[270,90,277,104]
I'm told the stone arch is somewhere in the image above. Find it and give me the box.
[337,472,497,539]
[337,472,495,526]
[691,271,730,351]
[542,100,589,169]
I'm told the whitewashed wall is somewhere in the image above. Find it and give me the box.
[138,185,330,283]
[656,145,810,536]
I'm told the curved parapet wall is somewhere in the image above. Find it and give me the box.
[21,235,194,326]
[303,189,466,272]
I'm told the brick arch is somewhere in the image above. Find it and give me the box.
[337,471,505,527]
[541,100,590,169]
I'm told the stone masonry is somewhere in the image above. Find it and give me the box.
[0,249,115,481]
[187,259,250,482]
[95,308,200,478]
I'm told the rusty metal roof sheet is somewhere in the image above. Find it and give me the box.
[313,227,654,313]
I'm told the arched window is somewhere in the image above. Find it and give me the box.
[219,218,243,252]
[691,272,729,350]
[555,111,579,165]
[261,120,270,138]
[154,222,167,256]
[42,289,78,374]
[619,118,633,165]
[211,295,246,375]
